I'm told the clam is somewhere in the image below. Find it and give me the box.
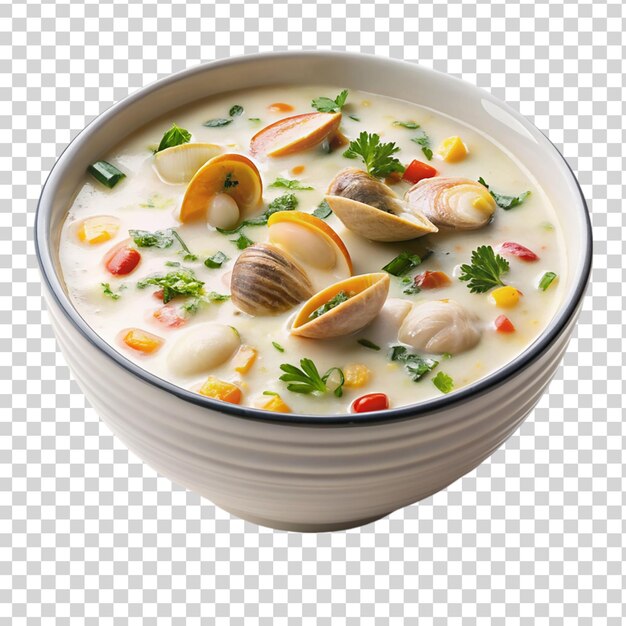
[398,299,481,355]
[167,323,241,377]
[250,112,342,157]
[325,168,438,242]
[154,143,223,184]
[178,153,263,226]
[291,273,390,339]
[404,177,496,230]
[230,244,314,316]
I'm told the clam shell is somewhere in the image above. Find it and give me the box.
[230,243,314,316]
[404,177,496,230]
[325,168,438,242]
[291,272,390,339]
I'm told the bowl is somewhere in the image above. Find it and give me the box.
[35,52,592,532]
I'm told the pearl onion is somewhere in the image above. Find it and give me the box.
[206,193,240,229]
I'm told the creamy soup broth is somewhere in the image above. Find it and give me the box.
[59,85,566,415]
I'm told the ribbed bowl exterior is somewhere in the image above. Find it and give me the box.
[45,285,579,531]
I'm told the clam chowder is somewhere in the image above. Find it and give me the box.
[59,85,566,415]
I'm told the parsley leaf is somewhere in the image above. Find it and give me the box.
[101,282,124,300]
[343,132,405,178]
[382,252,422,276]
[229,105,244,117]
[204,251,229,269]
[137,268,204,303]
[311,89,349,113]
[357,338,381,351]
[155,124,191,153]
[181,291,230,315]
[313,200,332,219]
[279,358,345,397]
[393,120,420,129]
[129,229,175,249]
[223,172,239,189]
[217,193,299,235]
[272,341,285,353]
[411,130,433,160]
[203,118,232,127]
[432,371,454,394]
[308,291,350,321]
[231,233,254,250]
[390,346,439,382]
[269,177,313,191]
[458,245,510,293]
[478,177,531,210]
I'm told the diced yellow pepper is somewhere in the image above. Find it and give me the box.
[437,136,468,163]
[77,215,120,244]
[199,376,242,404]
[121,328,164,354]
[343,363,371,388]
[233,345,258,375]
[490,286,521,309]
[262,394,291,413]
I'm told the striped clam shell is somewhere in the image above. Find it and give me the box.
[230,243,314,316]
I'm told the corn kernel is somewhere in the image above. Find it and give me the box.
[77,215,119,244]
[437,136,468,163]
[199,376,242,404]
[233,345,258,375]
[262,394,291,413]
[472,194,494,214]
[490,286,521,309]
[343,363,371,388]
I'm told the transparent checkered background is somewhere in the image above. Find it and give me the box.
[2,0,624,623]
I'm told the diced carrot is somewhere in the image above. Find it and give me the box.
[494,315,516,333]
[153,305,186,328]
[153,289,165,301]
[121,328,164,354]
[262,394,291,413]
[77,215,119,244]
[233,345,258,375]
[198,376,242,404]
[268,102,294,113]
[402,159,438,184]
[104,241,141,275]
[414,271,451,290]
[499,241,539,262]
[291,165,305,175]
[343,363,371,388]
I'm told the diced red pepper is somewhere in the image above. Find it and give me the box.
[414,270,451,290]
[402,159,438,184]
[494,314,516,333]
[352,393,389,414]
[153,305,186,328]
[104,242,141,275]
[499,242,539,262]
[153,289,165,301]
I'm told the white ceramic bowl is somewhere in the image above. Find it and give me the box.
[36,52,591,532]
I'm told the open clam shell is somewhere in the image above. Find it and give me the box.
[325,168,438,242]
[291,272,390,339]
[404,177,496,230]
[231,243,314,316]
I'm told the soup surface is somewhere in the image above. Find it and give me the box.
[59,85,566,416]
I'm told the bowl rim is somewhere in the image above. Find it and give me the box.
[35,50,592,426]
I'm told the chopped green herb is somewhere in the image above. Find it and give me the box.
[441,352,452,360]
[311,89,349,113]
[231,233,254,250]
[343,131,405,178]
[411,130,433,160]
[129,229,175,249]
[165,260,181,267]
[217,193,299,235]
[156,123,191,152]
[248,117,261,122]
[538,271,557,291]
[402,281,421,295]
[313,200,333,219]
[272,341,285,353]
[203,118,232,128]
[101,282,124,300]
[263,391,279,396]
[432,371,454,394]
[170,230,197,261]
[223,172,239,189]
[393,120,420,129]
[139,194,174,209]
[137,268,205,304]
[308,291,350,321]
[204,251,229,269]
[348,114,360,122]
[279,358,345,397]
[458,245,510,293]
[181,291,230,314]
[229,105,244,117]
[357,338,381,351]
[87,161,126,189]
[390,345,439,382]
[478,177,531,210]
[382,252,422,276]
[540,221,554,231]
[269,177,313,191]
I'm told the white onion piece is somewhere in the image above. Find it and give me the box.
[207,193,240,230]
